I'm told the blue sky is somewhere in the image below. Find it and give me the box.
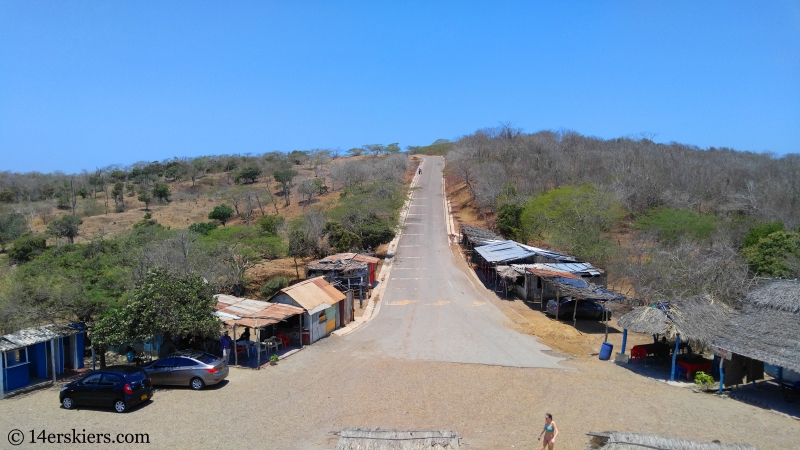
[1,1,798,173]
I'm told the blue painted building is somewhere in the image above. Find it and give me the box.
[0,324,86,399]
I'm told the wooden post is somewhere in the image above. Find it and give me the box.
[603,303,609,342]
[233,325,238,367]
[540,280,545,312]
[670,334,681,381]
[556,288,560,320]
[621,329,628,354]
[255,318,260,370]
[572,296,578,328]
[50,339,57,382]
[0,351,5,399]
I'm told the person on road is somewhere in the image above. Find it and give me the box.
[537,413,558,449]
[418,167,421,174]
[220,331,233,363]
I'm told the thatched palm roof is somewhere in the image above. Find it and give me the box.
[590,431,757,450]
[713,279,800,372]
[617,297,735,346]
[747,278,800,313]
[336,428,459,450]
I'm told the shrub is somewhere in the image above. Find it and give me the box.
[152,183,171,203]
[208,204,234,226]
[636,207,718,244]
[694,371,715,390]
[742,231,800,278]
[743,221,784,248]
[9,234,47,263]
[260,276,289,298]
[496,203,524,241]
[188,222,219,235]
[258,215,285,236]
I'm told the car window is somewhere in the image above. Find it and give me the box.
[154,357,175,368]
[101,374,122,385]
[174,357,200,367]
[193,353,218,364]
[82,373,102,385]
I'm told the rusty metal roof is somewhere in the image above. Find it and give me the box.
[214,295,304,328]
[319,252,380,264]
[277,276,346,312]
[524,267,580,279]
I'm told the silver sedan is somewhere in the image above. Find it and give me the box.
[142,350,228,390]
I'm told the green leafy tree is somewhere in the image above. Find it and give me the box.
[743,221,785,248]
[8,234,47,262]
[0,188,15,203]
[152,183,171,203]
[742,231,800,278]
[258,214,285,236]
[47,215,83,244]
[208,204,234,226]
[91,269,221,354]
[260,276,289,298]
[384,143,401,154]
[496,203,525,241]
[520,185,623,264]
[325,221,362,252]
[236,166,262,184]
[138,189,152,210]
[274,168,298,206]
[0,213,29,251]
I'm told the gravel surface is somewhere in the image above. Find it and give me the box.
[1,340,798,449]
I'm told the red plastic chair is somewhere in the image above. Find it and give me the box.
[631,346,647,363]
[276,333,290,347]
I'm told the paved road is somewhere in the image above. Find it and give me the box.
[348,156,563,368]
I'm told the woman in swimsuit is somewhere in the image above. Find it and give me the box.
[537,413,558,449]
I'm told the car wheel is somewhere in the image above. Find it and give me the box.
[62,397,75,410]
[113,399,128,413]
[190,377,205,391]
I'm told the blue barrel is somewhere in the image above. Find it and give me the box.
[599,342,614,360]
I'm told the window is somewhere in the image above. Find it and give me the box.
[82,374,102,385]
[175,357,200,367]
[154,358,175,369]
[100,374,122,386]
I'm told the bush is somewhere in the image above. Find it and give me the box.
[326,221,362,252]
[152,183,171,203]
[260,276,289,298]
[496,203,524,241]
[694,371,715,390]
[208,204,234,226]
[188,222,219,235]
[636,208,718,244]
[742,231,800,278]
[236,166,262,184]
[258,215,285,236]
[743,221,784,248]
[9,234,47,263]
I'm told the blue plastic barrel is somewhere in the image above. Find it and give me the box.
[599,342,614,360]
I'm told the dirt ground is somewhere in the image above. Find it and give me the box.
[1,334,797,449]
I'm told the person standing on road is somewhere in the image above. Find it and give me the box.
[220,331,233,363]
[418,167,421,174]
[537,413,558,449]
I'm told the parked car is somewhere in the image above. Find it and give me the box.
[545,297,612,320]
[60,365,153,413]
[141,350,228,390]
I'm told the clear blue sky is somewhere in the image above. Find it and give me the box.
[1,1,798,173]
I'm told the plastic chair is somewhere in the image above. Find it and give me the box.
[276,333,290,347]
[271,336,284,351]
[261,339,278,354]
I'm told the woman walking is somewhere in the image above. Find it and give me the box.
[537,413,558,449]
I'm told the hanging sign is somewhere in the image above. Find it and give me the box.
[714,347,732,360]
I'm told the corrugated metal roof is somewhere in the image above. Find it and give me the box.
[516,243,577,262]
[511,263,603,277]
[474,240,538,263]
[214,295,304,328]
[319,252,380,264]
[277,276,346,311]
[0,324,78,352]
[525,267,580,279]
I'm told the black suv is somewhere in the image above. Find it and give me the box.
[60,365,154,413]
